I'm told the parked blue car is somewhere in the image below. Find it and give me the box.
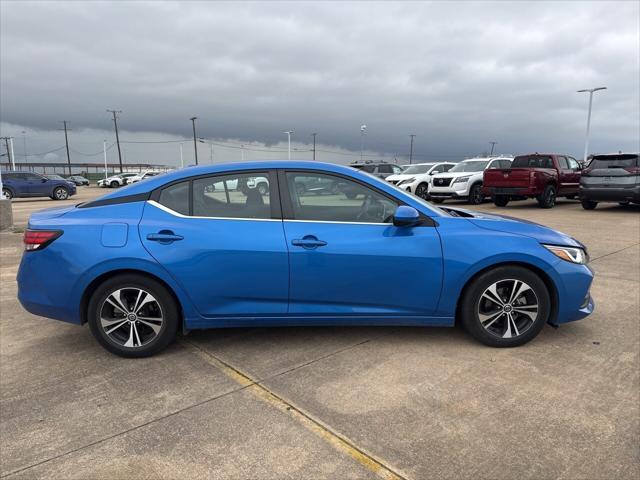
[2,171,77,200]
[17,161,594,357]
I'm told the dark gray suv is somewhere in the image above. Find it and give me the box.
[349,161,404,180]
[580,153,639,209]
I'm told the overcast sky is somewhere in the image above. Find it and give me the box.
[1,1,638,167]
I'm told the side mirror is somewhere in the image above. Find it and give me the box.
[393,205,420,227]
[41,178,48,182]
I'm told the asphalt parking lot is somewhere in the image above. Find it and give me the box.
[1,186,638,479]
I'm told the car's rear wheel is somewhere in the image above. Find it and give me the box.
[2,188,13,200]
[460,266,551,347]
[415,183,429,199]
[88,274,179,357]
[468,184,484,205]
[493,195,509,207]
[537,185,556,208]
[581,199,598,210]
[53,186,69,200]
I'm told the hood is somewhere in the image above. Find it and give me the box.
[432,171,478,179]
[387,173,415,181]
[443,207,584,248]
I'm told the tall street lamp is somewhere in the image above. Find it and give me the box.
[409,134,416,164]
[190,116,199,165]
[360,125,367,162]
[284,131,293,160]
[577,87,607,164]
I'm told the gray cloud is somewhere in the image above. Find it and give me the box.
[1,0,638,166]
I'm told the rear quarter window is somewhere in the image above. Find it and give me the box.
[158,181,189,215]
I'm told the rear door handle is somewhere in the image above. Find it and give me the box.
[291,235,327,249]
[147,230,184,244]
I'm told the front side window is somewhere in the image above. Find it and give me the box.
[567,157,580,170]
[286,172,398,223]
[193,173,271,219]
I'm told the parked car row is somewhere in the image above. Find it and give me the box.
[97,171,162,188]
[380,152,639,210]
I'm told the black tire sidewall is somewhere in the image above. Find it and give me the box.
[468,184,483,205]
[460,266,551,348]
[88,274,179,357]
[538,185,556,208]
[493,195,509,207]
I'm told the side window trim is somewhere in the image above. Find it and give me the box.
[151,169,281,220]
[277,168,435,227]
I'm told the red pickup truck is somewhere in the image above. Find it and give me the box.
[482,153,582,208]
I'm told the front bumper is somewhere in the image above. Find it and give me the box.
[430,182,470,198]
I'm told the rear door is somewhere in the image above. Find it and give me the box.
[139,170,289,317]
[565,157,582,195]
[280,170,443,317]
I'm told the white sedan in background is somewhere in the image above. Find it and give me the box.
[389,162,456,199]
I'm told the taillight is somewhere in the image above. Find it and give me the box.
[582,168,592,175]
[624,167,640,174]
[23,230,62,251]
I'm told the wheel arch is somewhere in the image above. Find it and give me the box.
[80,268,185,326]
[455,261,559,326]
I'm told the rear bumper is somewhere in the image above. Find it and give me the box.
[482,186,537,197]
[580,185,640,202]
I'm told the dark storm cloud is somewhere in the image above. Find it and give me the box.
[1,0,638,161]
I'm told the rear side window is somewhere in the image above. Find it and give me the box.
[192,173,271,219]
[159,181,189,215]
[378,164,393,174]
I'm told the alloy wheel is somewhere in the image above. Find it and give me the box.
[478,279,539,339]
[99,288,164,348]
[416,184,428,199]
[54,188,69,200]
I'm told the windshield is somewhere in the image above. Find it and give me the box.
[449,161,489,173]
[402,164,434,174]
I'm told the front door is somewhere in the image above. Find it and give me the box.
[139,170,289,317]
[280,171,443,316]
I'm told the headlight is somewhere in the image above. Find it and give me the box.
[399,177,415,185]
[543,244,589,264]
[453,175,471,184]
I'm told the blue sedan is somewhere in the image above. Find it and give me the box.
[17,161,594,357]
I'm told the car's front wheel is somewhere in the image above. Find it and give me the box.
[460,266,551,347]
[53,186,69,200]
[415,183,429,199]
[468,183,484,205]
[88,274,179,357]
[110,180,119,188]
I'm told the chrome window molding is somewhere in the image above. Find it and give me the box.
[147,200,280,222]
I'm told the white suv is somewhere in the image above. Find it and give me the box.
[97,173,138,188]
[129,171,161,184]
[429,157,513,205]
[388,162,456,199]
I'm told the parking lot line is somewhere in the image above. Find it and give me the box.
[183,339,410,480]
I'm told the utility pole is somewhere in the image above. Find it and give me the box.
[577,87,607,164]
[106,109,123,172]
[489,141,497,156]
[311,133,317,160]
[179,143,184,168]
[360,125,367,162]
[22,131,27,164]
[103,140,108,179]
[9,138,15,171]
[59,121,72,175]
[190,117,199,165]
[284,131,293,160]
[1,137,15,170]
[409,134,416,164]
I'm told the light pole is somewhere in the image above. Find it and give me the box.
[284,131,293,160]
[489,141,497,156]
[409,134,416,164]
[22,131,27,164]
[190,116,199,165]
[311,133,317,160]
[103,140,108,179]
[9,138,16,171]
[577,87,607,164]
[360,125,367,162]
[179,142,184,168]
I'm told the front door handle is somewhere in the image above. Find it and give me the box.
[291,235,327,249]
[147,230,184,244]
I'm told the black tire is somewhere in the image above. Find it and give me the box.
[88,274,179,358]
[257,183,269,195]
[53,186,69,200]
[493,195,510,207]
[110,180,119,188]
[415,183,429,199]
[618,201,630,206]
[431,197,445,204]
[581,199,598,210]
[460,265,551,348]
[2,188,13,200]
[537,184,556,209]
[468,183,484,205]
